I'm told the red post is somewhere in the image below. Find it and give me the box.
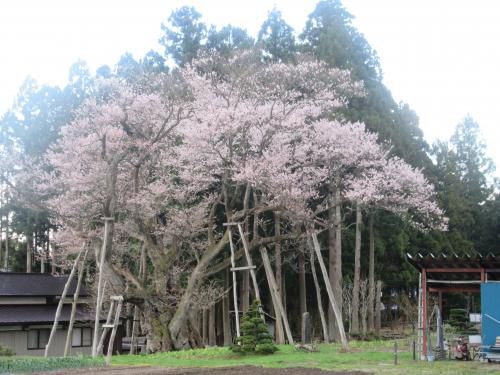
[422,268,427,358]
[481,268,485,282]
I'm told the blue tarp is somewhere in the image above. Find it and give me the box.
[481,283,500,350]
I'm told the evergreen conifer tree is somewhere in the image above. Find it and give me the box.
[232,300,277,354]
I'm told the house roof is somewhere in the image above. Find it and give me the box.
[0,273,89,297]
[0,304,95,325]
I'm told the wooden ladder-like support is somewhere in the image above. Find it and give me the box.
[223,222,263,339]
[96,295,123,364]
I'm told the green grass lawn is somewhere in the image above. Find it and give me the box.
[0,355,105,373]
[112,340,500,374]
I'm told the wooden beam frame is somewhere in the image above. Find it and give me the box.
[425,268,481,273]
[428,287,480,293]
[427,279,481,284]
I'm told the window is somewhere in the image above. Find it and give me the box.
[27,329,50,350]
[72,327,92,347]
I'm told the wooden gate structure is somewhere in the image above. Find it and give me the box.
[407,252,500,360]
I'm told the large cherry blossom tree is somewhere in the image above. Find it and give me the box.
[13,51,445,351]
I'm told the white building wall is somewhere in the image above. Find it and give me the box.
[0,325,93,356]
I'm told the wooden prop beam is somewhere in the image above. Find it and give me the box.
[237,224,262,307]
[227,225,240,338]
[105,296,123,365]
[45,246,85,357]
[260,247,294,345]
[310,232,348,349]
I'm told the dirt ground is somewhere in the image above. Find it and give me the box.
[38,366,370,375]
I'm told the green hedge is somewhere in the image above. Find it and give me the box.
[0,355,105,374]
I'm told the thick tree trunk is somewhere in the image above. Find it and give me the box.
[209,305,216,346]
[130,243,147,354]
[93,154,122,357]
[310,248,329,343]
[49,229,56,274]
[298,251,307,316]
[223,269,232,346]
[216,302,222,345]
[40,246,45,273]
[274,213,285,344]
[351,204,362,334]
[45,247,85,357]
[368,213,375,332]
[375,280,382,335]
[129,306,139,354]
[168,233,228,350]
[328,186,342,341]
[202,309,208,345]
[282,272,287,317]
[26,233,32,273]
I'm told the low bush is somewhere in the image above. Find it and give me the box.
[0,355,105,374]
[0,345,14,357]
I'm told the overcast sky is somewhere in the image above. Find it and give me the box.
[1,0,499,172]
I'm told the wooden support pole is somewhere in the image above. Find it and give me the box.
[237,224,261,303]
[227,226,240,338]
[106,297,123,365]
[394,341,398,365]
[260,247,294,345]
[97,300,116,354]
[64,248,89,357]
[309,248,329,343]
[45,246,85,357]
[311,232,348,349]
[93,217,113,357]
[422,271,429,357]
[417,273,422,360]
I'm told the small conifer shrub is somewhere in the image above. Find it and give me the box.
[231,300,277,354]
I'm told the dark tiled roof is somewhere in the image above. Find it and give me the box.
[0,304,95,325]
[0,273,89,297]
